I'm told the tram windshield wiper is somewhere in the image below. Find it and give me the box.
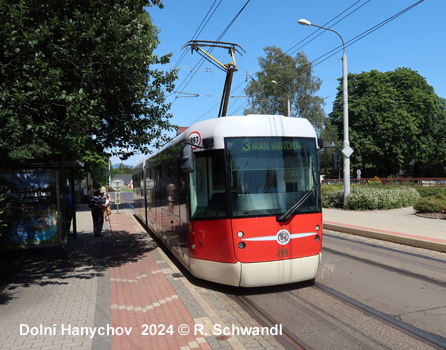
[276,182,319,223]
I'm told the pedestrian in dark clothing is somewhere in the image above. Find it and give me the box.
[64,186,74,236]
[89,189,106,237]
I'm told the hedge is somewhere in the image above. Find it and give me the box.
[413,194,446,213]
[322,185,421,210]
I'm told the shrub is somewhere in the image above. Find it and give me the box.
[344,187,420,210]
[366,176,382,186]
[321,183,343,194]
[321,183,344,208]
[321,186,420,210]
[413,194,446,213]
[322,188,344,208]
[416,187,446,198]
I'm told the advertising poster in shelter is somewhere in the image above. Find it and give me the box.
[1,169,60,248]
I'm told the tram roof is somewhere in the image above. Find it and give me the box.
[182,115,317,147]
[134,115,318,168]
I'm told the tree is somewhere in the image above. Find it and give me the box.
[111,163,133,178]
[245,47,324,127]
[244,46,338,174]
[329,68,446,177]
[0,0,177,163]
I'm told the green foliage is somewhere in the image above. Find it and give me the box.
[321,184,344,208]
[365,176,382,186]
[244,46,338,175]
[344,187,420,210]
[321,183,344,194]
[413,194,446,213]
[78,149,109,187]
[322,185,421,210]
[0,0,177,162]
[111,163,133,178]
[415,186,446,198]
[329,68,446,177]
[245,47,326,126]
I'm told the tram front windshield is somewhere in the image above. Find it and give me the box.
[188,137,320,220]
[226,137,320,218]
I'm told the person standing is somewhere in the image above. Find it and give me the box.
[64,186,73,236]
[103,194,111,222]
[89,189,106,237]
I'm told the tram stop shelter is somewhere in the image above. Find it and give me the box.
[0,160,83,256]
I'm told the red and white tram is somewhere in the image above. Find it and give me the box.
[133,114,323,287]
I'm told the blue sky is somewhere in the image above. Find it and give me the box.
[117,0,444,166]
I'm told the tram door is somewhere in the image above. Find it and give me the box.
[143,166,148,226]
[154,165,162,233]
[179,169,189,267]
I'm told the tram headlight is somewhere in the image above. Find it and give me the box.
[315,235,320,242]
[237,231,244,238]
[315,225,320,231]
[238,242,246,249]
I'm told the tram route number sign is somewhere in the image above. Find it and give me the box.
[188,131,201,149]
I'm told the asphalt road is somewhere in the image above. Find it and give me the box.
[109,191,134,212]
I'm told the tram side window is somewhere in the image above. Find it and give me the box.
[189,151,228,219]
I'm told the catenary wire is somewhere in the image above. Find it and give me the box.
[305,1,425,71]
[173,0,251,103]
[242,0,426,116]
[172,0,223,71]
[286,0,370,56]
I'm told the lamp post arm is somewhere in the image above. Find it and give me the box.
[308,23,345,55]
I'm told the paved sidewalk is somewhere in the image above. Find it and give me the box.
[2,204,445,350]
[323,206,446,253]
[0,205,283,350]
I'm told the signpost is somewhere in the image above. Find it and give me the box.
[111,180,123,214]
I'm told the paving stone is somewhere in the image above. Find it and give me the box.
[0,207,285,350]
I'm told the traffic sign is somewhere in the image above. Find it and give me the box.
[342,145,354,158]
[111,180,124,191]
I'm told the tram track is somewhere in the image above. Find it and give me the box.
[236,281,446,350]
[313,282,446,350]
[233,235,446,349]
[322,245,446,287]
[233,295,307,350]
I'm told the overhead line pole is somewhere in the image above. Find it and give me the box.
[298,19,352,203]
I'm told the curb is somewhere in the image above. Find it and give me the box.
[323,222,446,253]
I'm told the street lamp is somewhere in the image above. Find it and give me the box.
[298,18,351,203]
[271,80,291,117]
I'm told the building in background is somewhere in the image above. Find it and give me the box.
[110,174,133,189]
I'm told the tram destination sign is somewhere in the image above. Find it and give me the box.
[239,138,303,152]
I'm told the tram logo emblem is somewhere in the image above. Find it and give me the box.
[276,229,291,245]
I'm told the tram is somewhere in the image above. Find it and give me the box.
[133,114,323,287]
